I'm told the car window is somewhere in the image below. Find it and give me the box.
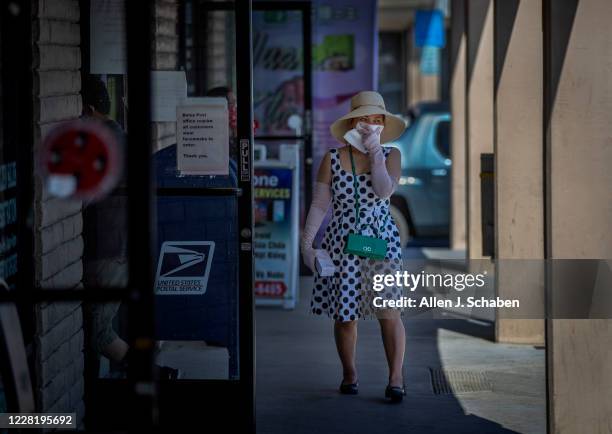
[435,120,450,158]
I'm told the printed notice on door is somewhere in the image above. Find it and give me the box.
[177,104,229,175]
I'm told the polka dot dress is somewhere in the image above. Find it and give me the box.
[311,147,404,322]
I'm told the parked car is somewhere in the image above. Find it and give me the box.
[386,103,451,246]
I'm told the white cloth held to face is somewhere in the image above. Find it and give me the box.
[344,122,383,154]
[356,122,383,153]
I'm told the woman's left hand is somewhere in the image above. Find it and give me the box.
[357,122,383,154]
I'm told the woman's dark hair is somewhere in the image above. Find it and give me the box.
[205,86,231,98]
[83,76,111,115]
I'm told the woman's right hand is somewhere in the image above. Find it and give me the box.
[357,122,383,154]
[301,244,325,273]
[301,243,315,273]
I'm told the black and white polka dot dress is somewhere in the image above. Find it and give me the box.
[311,147,404,322]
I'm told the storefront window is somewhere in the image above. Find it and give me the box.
[1,0,253,429]
[153,0,242,380]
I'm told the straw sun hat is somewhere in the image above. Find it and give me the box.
[330,90,407,145]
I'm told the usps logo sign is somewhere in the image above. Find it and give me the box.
[155,241,215,295]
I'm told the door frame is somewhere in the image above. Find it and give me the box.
[123,0,257,431]
[251,1,314,209]
[1,0,257,430]
[8,0,258,431]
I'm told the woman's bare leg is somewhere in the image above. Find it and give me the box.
[334,320,358,384]
[378,312,405,387]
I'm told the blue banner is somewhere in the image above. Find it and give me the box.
[415,10,446,48]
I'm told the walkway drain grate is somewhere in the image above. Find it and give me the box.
[429,368,492,395]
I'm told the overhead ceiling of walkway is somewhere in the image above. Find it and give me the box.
[380,0,436,8]
[379,0,438,31]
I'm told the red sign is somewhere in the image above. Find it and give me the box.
[40,120,122,201]
[254,281,287,297]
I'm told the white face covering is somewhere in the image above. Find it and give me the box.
[343,121,384,153]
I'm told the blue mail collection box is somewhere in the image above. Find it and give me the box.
[153,144,239,377]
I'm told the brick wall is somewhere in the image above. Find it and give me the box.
[185,8,232,95]
[152,0,179,151]
[26,0,180,425]
[31,0,85,427]
[205,12,232,88]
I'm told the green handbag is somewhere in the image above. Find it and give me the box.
[344,232,388,260]
[343,146,388,260]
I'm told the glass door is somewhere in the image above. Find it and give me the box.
[0,1,255,431]
[155,0,255,431]
[252,2,313,215]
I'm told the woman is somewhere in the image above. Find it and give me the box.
[301,91,407,402]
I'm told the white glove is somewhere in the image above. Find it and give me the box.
[302,248,328,274]
[301,181,332,272]
[356,122,397,199]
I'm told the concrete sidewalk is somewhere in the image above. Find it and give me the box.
[256,275,546,434]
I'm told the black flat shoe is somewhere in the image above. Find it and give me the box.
[385,384,406,402]
[339,381,359,395]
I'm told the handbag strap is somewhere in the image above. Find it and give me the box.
[348,146,361,228]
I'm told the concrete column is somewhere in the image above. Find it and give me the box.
[493,0,545,344]
[449,0,466,251]
[465,0,494,259]
[546,0,612,432]
[407,25,440,105]
[408,63,439,105]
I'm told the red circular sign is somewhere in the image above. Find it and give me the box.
[40,120,122,201]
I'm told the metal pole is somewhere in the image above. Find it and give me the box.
[125,0,157,429]
[235,0,256,432]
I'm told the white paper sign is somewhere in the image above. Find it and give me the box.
[90,0,127,74]
[177,104,229,175]
[182,97,228,108]
[151,71,188,122]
